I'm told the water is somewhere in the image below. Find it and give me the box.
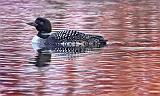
[1,0,160,96]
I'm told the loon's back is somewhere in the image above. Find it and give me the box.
[45,30,106,47]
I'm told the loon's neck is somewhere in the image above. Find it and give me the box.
[32,35,46,43]
[37,32,50,39]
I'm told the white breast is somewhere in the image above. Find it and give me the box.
[32,36,46,51]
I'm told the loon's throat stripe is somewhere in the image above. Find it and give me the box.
[41,33,51,36]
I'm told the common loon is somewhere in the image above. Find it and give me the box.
[27,17,107,51]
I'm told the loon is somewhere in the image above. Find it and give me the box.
[27,17,107,51]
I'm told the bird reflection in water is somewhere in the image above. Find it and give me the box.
[32,49,51,67]
[32,43,106,67]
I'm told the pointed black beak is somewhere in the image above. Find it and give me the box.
[26,22,38,27]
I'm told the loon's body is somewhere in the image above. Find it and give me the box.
[27,17,107,51]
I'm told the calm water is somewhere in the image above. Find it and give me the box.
[1,0,160,96]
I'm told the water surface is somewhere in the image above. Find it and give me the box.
[1,0,160,96]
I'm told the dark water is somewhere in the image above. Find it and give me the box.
[1,0,160,96]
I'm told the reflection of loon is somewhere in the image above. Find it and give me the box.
[32,52,51,67]
[31,46,102,67]
[27,17,107,51]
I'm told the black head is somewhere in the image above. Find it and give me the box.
[27,17,52,33]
